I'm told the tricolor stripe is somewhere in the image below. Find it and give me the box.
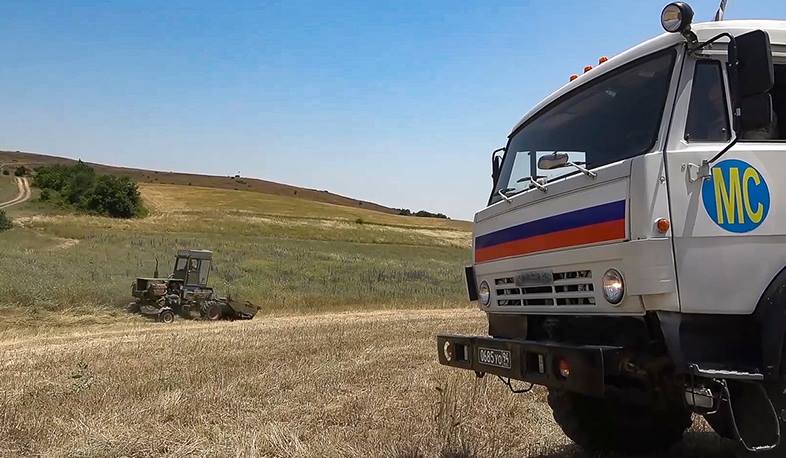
[474,200,626,263]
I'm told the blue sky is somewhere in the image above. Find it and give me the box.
[1,0,784,220]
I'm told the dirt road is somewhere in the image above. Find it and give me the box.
[0,176,31,209]
[0,308,735,457]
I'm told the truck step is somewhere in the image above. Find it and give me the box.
[719,380,782,453]
[689,364,764,382]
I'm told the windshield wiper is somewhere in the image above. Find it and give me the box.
[565,161,597,178]
[516,176,548,192]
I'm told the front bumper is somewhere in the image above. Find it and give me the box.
[437,334,623,397]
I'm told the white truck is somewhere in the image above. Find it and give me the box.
[438,3,786,456]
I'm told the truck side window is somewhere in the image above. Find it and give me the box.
[685,60,730,142]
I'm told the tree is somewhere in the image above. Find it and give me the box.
[83,175,143,218]
[14,166,28,177]
[32,162,145,218]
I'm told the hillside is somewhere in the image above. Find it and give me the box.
[0,150,403,215]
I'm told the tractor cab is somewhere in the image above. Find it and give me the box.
[172,249,212,287]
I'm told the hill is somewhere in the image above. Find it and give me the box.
[0,150,403,215]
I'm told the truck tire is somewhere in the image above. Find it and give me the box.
[547,389,692,454]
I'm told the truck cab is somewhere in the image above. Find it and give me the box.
[438,3,786,455]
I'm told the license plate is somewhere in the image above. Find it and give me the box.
[515,270,553,287]
[478,347,512,369]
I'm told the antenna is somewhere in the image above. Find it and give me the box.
[714,0,728,21]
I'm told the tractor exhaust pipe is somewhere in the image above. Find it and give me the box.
[154,257,159,278]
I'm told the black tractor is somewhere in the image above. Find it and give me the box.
[128,249,256,323]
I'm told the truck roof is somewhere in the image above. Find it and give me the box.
[509,20,786,136]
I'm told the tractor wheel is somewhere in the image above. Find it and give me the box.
[126,302,140,313]
[547,389,692,454]
[206,302,223,321]
[158,309,175,324]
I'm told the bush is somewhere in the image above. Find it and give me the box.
[395,208,447,219]
[84,175,144,218]
[14,166,28,177]
[0,210,12,231]
[414,210,448,219]
[2,169,8,176]
[32,161,146,218]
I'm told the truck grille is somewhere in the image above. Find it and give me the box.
[494,270,595,306]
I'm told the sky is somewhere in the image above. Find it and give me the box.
[1,0,785,220]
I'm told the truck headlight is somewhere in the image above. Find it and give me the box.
[602,269,625,305]
[478,281,491,306]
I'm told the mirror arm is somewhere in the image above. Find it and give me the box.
[688,32,735,55]
[705,134,740,168]
[701,33,742,169]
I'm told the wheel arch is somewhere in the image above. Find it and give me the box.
[656,265,786,378]
[753,265,786,378]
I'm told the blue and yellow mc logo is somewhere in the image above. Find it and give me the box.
[701,159,770,233]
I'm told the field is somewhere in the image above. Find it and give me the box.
[0,309,735,458]
[0,172,738,457]
[0,182,470,329]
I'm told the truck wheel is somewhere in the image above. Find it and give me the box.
[206,302,223,321]
[547,389,692,454]
[158,310,175,324]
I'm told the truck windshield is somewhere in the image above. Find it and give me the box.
[492,49,676,203]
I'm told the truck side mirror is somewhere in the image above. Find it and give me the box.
[736,30,774,98]
[740,93,774,133]
[491,148,505,184]
[731,30,775,131]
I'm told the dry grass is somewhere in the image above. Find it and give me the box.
[0,308,736,458]
[0,174,19,203]
[140,183,471,232]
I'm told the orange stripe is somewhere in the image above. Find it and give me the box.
[474,219,625,263]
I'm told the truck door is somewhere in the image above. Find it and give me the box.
[665,53,785,314]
